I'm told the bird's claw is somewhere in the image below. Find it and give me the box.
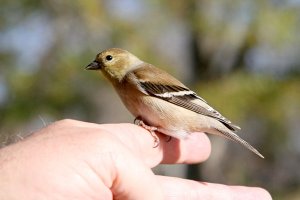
[134,117,141,125]
[134,117,160,148]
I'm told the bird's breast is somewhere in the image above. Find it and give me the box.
[113,81,206,139]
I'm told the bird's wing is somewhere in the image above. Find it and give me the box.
[130,64,240,131]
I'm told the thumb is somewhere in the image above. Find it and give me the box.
[107,147,164,200]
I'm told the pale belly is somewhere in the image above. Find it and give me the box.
[117,90,205,139]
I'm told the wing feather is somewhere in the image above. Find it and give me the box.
[130,64,240,131]
[139,81,240,131]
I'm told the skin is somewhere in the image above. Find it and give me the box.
[0,119,271,199]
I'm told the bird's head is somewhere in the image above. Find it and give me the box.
[86,48,143,82]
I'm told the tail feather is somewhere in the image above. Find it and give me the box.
[215,128,264,158]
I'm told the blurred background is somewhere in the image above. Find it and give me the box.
[1,0,299,199]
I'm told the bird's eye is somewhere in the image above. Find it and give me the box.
[106,55,113,61]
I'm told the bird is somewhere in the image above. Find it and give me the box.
[85,48,264,158]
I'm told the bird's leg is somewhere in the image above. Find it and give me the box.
[134,117,160,148]
[133,117,141,125]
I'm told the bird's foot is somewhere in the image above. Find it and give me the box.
[134,117,160,148]
[133,117,142,125]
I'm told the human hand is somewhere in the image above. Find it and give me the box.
[0,119,271,199]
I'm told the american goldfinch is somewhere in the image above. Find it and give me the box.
[86,48,264,158]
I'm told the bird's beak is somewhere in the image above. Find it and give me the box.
[86,61,101,70]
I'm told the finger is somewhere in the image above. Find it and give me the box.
[98,123,211,167]
[159,131,211,164]
[45,120,211,167]
[157,176,272,200]
[107,145,164,200]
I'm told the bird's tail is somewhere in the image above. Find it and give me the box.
[215,128,264,158]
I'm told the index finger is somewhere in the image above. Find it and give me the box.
[93,123,211,167]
